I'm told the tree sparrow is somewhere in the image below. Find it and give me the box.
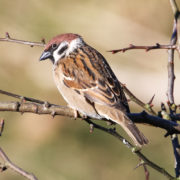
[39,33,148,147]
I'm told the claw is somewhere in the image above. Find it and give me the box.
[20,96,26,115]
[51,110,56,118]
[72,109,79,119]
[43,101,50,109]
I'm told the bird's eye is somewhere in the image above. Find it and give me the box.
[52,43,57,49]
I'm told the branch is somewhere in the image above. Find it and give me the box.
[120,83,157,116]
[0,32,45,47]
[108,43,177,54]
[0,147,38,180]
[128,112,180,136]
[0,90,176,179]
[85,119,175,180]
[167,20,177,104]
[168,0,180,177]
[0,119,4,136]
[0,89,179,136]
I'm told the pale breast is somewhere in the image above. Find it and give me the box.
[53,64,101,119]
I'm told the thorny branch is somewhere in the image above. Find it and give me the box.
[0,89,178,179]
[85,119,175,180]
[109,43,178,54]
[0,32,45,47]
[120,83,157,116]
[0,147,38,180]
[168,0,180,177]
[0,1,180,179]
[0,89,179,135]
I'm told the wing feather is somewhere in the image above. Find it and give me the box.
[60,45,129,112]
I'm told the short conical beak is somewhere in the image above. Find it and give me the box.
[39,51,52,61]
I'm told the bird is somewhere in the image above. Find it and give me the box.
[39,33,148,147]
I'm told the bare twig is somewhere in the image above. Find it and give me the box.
[120,83,157,116]
[143,163,150,180]
[167,23,177,104]
[0,147,38,180]
[108,43,177,54]
[0,32,45,47]
[167,0,180,178]
[0,89,51,105]
[84,119,175,180]
[0,90,177,179]
[0,119,4,136]
[128,112,180,136]
[0,89,179,136]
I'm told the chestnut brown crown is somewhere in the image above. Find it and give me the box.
[39,33,83,63]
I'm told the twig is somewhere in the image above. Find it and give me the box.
[168,0,180,177]
[143,163,150,180]
[120,83,157,116]
[0,119,4,136]
[0,89,179,136]
[108,43,177,54]
[0,89,51,105]
[128,112,180,136]
[0,32,45,47]
[0,90,177,179]
[84,119,175,180]
[0,147,38,180]
[167,22,177,104]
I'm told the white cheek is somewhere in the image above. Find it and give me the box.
[66,38,83,56]
[53,49,61,64]
[53,42,68,64]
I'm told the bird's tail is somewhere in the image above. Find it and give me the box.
[95,104,148,147]
[118,114,148,147]
[96,105,148,147]
[112,111,148,147]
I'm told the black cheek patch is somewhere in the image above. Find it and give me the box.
[58,45,68,55]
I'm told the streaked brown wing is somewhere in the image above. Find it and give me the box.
[60,45,129,112]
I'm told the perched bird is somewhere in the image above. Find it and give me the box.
[39,33,148,147]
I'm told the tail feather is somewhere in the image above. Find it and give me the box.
[119,115,148,147]
[95,104,148,147]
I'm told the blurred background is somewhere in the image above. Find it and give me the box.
[0,0,180,179]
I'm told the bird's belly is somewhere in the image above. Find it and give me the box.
[53,69,101,119]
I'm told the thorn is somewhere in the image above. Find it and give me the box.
[148,94,155,105]
[129,44,134,48]
[41,38,46,44]
[0,165,7,172]
[156,43,160,47]
[164,131,170,137]
[89,124,94,133]
[30,45,34,47]
[107,50,117,54]
[161,103,166,111]
[51,110,56,118]
[0,119,5,136]
[43,101,50,109]
[134,160,145,170]
[5,32,10,39]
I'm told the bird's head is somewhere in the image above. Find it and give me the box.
[39,33,84,64]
